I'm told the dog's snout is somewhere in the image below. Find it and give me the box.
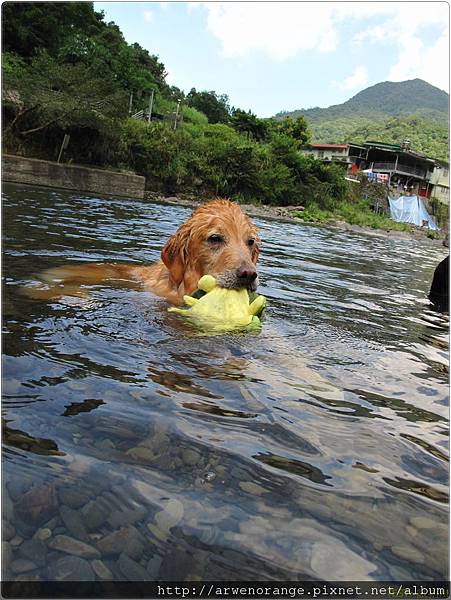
[237,265,257,281]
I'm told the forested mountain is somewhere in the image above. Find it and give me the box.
[276,79,449,160]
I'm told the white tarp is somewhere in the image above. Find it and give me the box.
[388,195,439,230]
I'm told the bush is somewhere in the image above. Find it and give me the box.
[296,200,412,231]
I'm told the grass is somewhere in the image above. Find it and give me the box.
[294,200,413,232]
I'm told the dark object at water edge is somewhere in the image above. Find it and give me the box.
[428,255,449,313]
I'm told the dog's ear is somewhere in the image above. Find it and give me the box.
[251,242,260,264]
[250,230,260,264]
[161,229,187,286]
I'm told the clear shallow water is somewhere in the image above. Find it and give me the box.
[2,182,449,582]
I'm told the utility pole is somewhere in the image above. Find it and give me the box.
[147,90,154,123]
[57,134,70,163]
[128,91,134,115]
[174,99,181,131]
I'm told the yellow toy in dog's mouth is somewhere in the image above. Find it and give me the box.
[168,275,266,332]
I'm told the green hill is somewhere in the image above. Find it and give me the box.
[276,79,449,161]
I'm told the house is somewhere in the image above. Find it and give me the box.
[302,140,448,203]
[428,160,449,205]
[302,144,349,165]
[361,140,436,198]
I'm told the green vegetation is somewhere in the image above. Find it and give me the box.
[2,3,447,234]
[429,196,449,228]
[306,114,448,162]
[2,2,344,209]
[277,79,449,161]
[295,201,412,231]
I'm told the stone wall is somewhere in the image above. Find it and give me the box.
[2,154,145,199]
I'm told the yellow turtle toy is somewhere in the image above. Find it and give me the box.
[168,275,266,333]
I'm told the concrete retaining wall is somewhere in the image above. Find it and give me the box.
[2,154,145,199]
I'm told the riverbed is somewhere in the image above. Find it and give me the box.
[2,183,449,584]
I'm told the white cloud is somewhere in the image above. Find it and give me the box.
[352,2,449,91]
[341,66,369,91]
[388,30,449,91]
[192,2,449,90]
[143,9,154,23]
[192,3,339,60]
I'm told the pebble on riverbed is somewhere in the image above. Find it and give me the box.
[34,528,52,541]
[81,498,109,530]
[154,499,184,533]
[47,555,95,581]
[10,559,38,574]
[15,483,58,527]
[91,559,114,580]
[2,541,13,571]
[48,534,100,559]
[58,486,92,509]
[117,552,150,581]
[59,505,89,542]
[17,539,48,567]
[96,525,145,560]
[3,520,16,541]
[391,545,425,564]
[239,481,267,496]
[182,449,200,467]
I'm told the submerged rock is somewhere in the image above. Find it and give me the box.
[147,554,163,578]
[48,534,100,558]
[58,487,91,509]
[16,483,57,527]
[91,559,114,580]
[10,535,24,547]
[3,487,14,521]
[391,545,424,564]
[182,449,200,467]
[155,499,184,533]
[47,555,94,581]
[10,559,37,574]
[3,520,15,541]
[107,506,146,529]
[18,538,48,567]
[239,481,266,496]
[7,478,32,502]
[2,541,13,570]
[59,505,89,542]
[310,540,375,579]
[96,526,144,560]
[126,446,155,462]
[81,499,108,530]
[117,553,150,581]
[34,528,52,541]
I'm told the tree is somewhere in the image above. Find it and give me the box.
[3,51,127,163]
[231,109,268,141]
[2,2,102,58]
[186,89,231,124]
[272,116,310,147]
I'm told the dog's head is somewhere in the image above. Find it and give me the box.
[161,199,260,295]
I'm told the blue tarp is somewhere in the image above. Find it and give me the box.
[388,195,439,230]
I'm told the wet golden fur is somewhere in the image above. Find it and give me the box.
[28,199,260,305]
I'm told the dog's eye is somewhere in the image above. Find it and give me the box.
[207,234,224,244]
[247,239,255,247]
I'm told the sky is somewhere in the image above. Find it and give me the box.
[94,1,449,117]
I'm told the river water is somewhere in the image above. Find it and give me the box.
[2,183,449,584]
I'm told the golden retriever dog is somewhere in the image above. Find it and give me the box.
[27,199,260,305]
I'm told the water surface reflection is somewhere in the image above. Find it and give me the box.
[2,183,448,582]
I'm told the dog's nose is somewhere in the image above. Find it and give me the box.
[237,265,257,281]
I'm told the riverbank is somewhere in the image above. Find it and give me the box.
[2,154,145,199]
[144,191,446,245]
[2,152,444,245]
